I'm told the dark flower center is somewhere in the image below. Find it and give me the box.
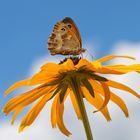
[59,57,81,65]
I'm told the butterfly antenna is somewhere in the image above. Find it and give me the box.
[85,49,96,61]
[80,53,84,58]
[83,52,88,58]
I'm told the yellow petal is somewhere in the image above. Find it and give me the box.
[11,107,23,125]
[95,66,126,74]
[110,91,129,117]
[19,93,51,132]
[51,94,58,128]
[106,79,140,99]
[90,80,129,117]
[51,89,69,129]
[6,62,60,95]
[59,59,75,72]
[30,73,55,85]
[41,62,60,71]
[91,61,102,69]
[81,87,111,121]
[4,77,54,96]
[107,64,128,67]
[76,59,94,71]
[3,85,55,114]
[98,64,140,74]
[4,80,30,96]
[70,91,82,120]
[56,95,71,136]
[63,88,70,101]
[106,64,140,73]
[94,82,110,112]
[94,55,135,63]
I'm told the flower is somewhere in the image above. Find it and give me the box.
[3,55,140,137]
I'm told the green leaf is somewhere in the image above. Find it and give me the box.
[77,66,87,72]
[59,84,68,103]
[49,85,62,100]
[44,80,60,86]
[81,79,94,97]
[90,73,108,81]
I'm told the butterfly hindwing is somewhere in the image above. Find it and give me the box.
[48,17,85,55]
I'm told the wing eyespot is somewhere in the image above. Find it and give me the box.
[61,28,65,31]
[67,24,72,28]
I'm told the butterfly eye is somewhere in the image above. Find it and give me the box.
[61,28,65,31]
[68,24,71,28]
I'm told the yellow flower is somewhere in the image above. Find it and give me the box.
[3,55,140,137]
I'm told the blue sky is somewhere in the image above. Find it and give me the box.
[1,0,140,87]
[0,0,140,139]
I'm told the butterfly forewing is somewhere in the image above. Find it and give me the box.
[48,17,85,55]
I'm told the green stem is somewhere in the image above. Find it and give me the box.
[72,78,93,140]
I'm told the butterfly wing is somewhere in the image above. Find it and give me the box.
[48,17,85,55]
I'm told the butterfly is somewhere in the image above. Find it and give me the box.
[48,17,86,55]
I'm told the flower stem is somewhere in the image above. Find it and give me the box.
[72,78,93,140]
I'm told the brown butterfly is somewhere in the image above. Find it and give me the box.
[48,17,85,55]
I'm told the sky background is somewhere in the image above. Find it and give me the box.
[0,0,140,140]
